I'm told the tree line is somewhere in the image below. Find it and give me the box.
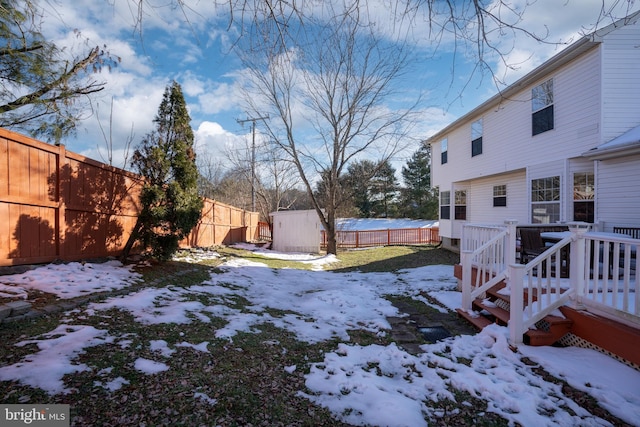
[200,143,438,224]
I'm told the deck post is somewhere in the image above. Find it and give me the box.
[568,222,590,309]
[504,219,518,266]
[461,250,473,310]
[508,263,526,346]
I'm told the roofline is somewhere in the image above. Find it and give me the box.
[427,11,640,144]
[582,141,640,160]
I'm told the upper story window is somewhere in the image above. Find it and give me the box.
[454,190,467,220]
[531,176,560,223]
[532,79,554,136]
[440,191,450,219]
[493,184,507,207]
[573,172,594,223]
[471,119,483,157]
[440,138,448,164]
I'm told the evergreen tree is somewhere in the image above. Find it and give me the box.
[344,160,377,218]
[122,81,203,261]
[314,169,356,218]
[339,159,399,218]
[400,143,438,219]
[0,0,117,143]
[369,160,399,218]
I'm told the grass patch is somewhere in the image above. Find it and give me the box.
[329,245,458,272]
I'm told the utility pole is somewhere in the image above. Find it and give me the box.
[236,115,269,212]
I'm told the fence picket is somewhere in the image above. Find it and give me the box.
[320,227,440,249]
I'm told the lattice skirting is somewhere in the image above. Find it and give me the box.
[557,332,640,372]
[497,300,639,371]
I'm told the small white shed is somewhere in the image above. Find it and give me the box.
[269,209,322,253]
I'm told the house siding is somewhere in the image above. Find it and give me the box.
[595,154,640,231]
[467,171,528,225]
[600,21,640,142]
[429,14,640,241]
[432,47,602,190]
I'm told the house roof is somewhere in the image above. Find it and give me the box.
[427,11,640,144]
[582,125,640,160]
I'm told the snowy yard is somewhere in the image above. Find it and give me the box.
[0,245,639,426]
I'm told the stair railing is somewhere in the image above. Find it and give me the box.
[508,223,590,345]
[460,220,518,312]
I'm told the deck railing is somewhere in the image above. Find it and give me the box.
[581,233,639,323]
[460,221,638,345]
[507,231,578,344]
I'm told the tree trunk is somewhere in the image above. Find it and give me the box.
[121,217,142,263]
[326,234,337,255]
[324,208,338,255]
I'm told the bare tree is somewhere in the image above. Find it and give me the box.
[125,1,635,96]
[255,144,302,223]
[95,97,134,168]
[239,2,420,254]
[196,150,226,200]
[225,131,302,222]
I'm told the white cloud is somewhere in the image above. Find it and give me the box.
[194,121,249,169]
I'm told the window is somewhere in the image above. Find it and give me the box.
[471,119,483,157]
[493,185,507,207]
[454,190,467,220]
[573,172,594,223]
[440,191,450,219]
[531,176,560,223]
[441,138,448,164]
[532,79,554,136]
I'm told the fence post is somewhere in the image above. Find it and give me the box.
[568,222,590,309]
[508,263,526,346]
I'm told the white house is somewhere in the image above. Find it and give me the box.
[428,12,640,252]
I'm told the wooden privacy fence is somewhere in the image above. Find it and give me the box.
[321,227,440,249]
[184,199,258,249]
[0,128,258,267]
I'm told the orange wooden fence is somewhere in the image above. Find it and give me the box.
[184,199,258,248]
[0,128,258,267]
[321,227,440,249]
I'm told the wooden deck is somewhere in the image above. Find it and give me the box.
[454,265,640,367]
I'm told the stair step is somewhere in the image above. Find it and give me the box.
[524,316,573,346]
[456,308,492,330]
[486,284,510,304]
[543,315,574,327]
[524,329,559,346]
[472,299,510,325]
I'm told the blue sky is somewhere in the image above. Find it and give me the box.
[39,0,640,174]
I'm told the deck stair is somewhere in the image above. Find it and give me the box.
[456,282,574,346]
